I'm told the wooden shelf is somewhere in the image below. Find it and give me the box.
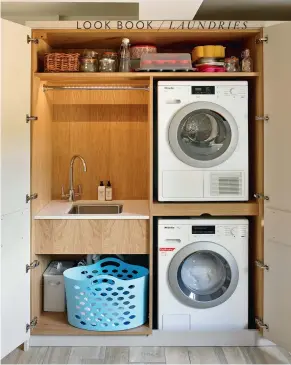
[35,72,259,84]
[34,29,260,49]
[32,312,151,336]
[151,201,259,216]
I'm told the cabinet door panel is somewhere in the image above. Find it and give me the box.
[1,19,31,359]
[264,21,291,352]
[1,19,31,215]
[1,210,30,358]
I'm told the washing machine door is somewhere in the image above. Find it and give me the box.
[168,101,239,168]
[168,241,239,308]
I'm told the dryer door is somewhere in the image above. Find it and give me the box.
[168,101,239,168]
[168,241,239,308]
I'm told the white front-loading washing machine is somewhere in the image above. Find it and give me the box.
[158,218,249,331]
[158,81,248,201]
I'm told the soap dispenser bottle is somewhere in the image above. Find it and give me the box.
[105,180,112,201]
[98,181,106,201]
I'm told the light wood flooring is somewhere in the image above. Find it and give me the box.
[2,346,291,364]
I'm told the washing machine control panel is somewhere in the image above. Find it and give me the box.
[188,224,248,238]
[215,225,248,238]
[216,86,247,98]
[191,86,215,95]
[191,225,215,234]
[159,222,248,244]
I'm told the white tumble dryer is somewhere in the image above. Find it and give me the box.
[158,81,248,201]
[158,218,249,331]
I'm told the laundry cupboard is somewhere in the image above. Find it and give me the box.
[1,18,291,357]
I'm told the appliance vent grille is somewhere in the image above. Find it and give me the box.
[211,173,242,196]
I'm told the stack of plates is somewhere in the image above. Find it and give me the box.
[194,57,225,72]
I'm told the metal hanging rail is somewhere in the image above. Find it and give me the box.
[43,85,150,92]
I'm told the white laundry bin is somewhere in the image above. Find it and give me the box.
[43,261,74,312]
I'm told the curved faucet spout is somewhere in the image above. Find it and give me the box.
[69,155,87,201]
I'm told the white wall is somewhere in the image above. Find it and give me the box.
[1,0,204,21]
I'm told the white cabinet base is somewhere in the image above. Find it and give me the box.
[30,330,274,347]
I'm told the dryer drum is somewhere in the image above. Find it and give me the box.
[181,110,222,144]
[168,101,239,169]
[178,109,230,160]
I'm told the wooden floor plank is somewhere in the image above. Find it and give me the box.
[68,347,106,364]
[1,347,49,364]
[41,347,72,364]
[104,346,129,364]
[165,347,190,364]
[188,347,227,364]
[129,346,166,363]
[222,347,251,364]
[251,347,291,364]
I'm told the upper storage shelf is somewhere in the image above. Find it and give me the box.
[34,28,262,75]
[35,72,259,83]
[34,29,260,49]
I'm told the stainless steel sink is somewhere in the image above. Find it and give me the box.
[68,204,123,215]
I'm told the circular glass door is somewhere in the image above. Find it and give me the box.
[168,241,239,309]
[168,101,239,168]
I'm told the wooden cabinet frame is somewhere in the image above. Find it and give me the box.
[30,28,264,338]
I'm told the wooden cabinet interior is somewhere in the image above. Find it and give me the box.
[51,97,149,200]
[31,28,264,336]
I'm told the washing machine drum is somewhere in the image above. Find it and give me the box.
[168,241,239,308]
[168,101,239,168]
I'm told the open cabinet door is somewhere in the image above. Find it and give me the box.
[263,21,291,352]
[1,19,31,358]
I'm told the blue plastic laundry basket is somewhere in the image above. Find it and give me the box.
[64,258,149,331]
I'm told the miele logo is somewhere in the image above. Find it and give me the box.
[164,226,175,229]
[164,87,174,90]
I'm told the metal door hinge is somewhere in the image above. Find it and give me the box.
[26,193,38,203]
[26,260,40,273]
[26,115,38,123]
[26,317,38,332]
[27,35,39,44]
[254,193,269,201]
[256,36,268,44]
[255,317,269,330]
[255,115,269,122]
[255,260,270,271]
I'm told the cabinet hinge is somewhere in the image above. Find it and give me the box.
[255,260,270,271]
[26,317,38,332]
[256,36,268,44]
[27,35,39,44]
[26,260,40,273]
[26,193,38,203]
[254,193,269,201]
[26,115,38,123]
[255,317,269,331]
[255,115,269,122]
